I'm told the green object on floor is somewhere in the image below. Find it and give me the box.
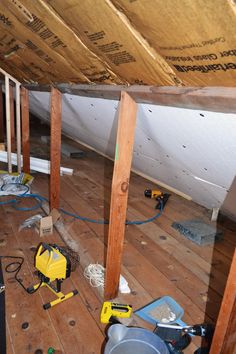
[47,348,55,354]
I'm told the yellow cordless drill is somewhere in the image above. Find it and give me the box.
[144,189,170,210]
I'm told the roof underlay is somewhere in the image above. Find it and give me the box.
[1,0,236,86]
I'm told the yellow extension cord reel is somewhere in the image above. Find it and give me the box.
[27,242,79,310]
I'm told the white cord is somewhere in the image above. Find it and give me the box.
[84,263,105,288]
[84,264,131,293]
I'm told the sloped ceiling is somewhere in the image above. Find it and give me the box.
[1,0,236,86]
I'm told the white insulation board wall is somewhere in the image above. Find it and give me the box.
[29,91,236,216]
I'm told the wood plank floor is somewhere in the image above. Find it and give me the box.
[1,121,235,353]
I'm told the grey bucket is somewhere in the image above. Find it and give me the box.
[104,324,169,354]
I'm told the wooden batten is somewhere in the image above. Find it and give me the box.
[49,87,62,210]
[5,76,12,173]
[9,84,16,152]
[21,87,30,174]
[15,83,21,173]
[0,85,4,143]
[104,91,137,300]
[210,248,236,354]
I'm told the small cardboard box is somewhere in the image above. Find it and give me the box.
[38,209,61,237]
[39,216,53,237]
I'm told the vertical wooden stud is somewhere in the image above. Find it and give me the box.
[16,83,21,173]
[9,84,16,152]
[21,87,30,174]
[210,248,236,354]
[0,85,4,143]
[104,92,137,300]
[5,76,12,173]
[49,87,62,210]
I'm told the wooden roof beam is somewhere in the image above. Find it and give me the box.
[24,84,236,113]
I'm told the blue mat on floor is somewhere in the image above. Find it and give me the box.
[172,219,223,245]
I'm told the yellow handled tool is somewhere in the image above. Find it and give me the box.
[144,189,170,210]
[100,302,132,324]
[144,189,163,199]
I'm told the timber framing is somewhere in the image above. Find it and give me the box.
[21,87,30,174]
[210,248,236,354]
[49,87,62,210]
[0,85,4,143]
[105,92,137,300]
[9,85,15,152]
[24,84,236,113]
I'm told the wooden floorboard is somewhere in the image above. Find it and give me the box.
[1,201,104,354]
[0,126,235,353]
[62,155,228,296]
[1,206,63,353]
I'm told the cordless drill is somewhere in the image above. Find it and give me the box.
[144,189,170,210]
[155,323,214,354]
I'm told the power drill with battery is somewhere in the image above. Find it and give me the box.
[144,189,170,210]
[155,323,214,354]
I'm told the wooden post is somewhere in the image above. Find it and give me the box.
[16,83,21,173]
[104,92,137,300]
[9,84,16,152]
[49,87,62,210]
[5,76,12,173]
[0,85,4,143]
[21,87,30,174]
[210,248,236,354]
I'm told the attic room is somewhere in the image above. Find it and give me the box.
[0,0,236,353]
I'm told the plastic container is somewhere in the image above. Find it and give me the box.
[104,324,169,354]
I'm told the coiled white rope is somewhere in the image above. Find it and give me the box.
[84,263,105,288]
[84,263,131,293]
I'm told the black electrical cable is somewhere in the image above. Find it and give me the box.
[0,256,42,294]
